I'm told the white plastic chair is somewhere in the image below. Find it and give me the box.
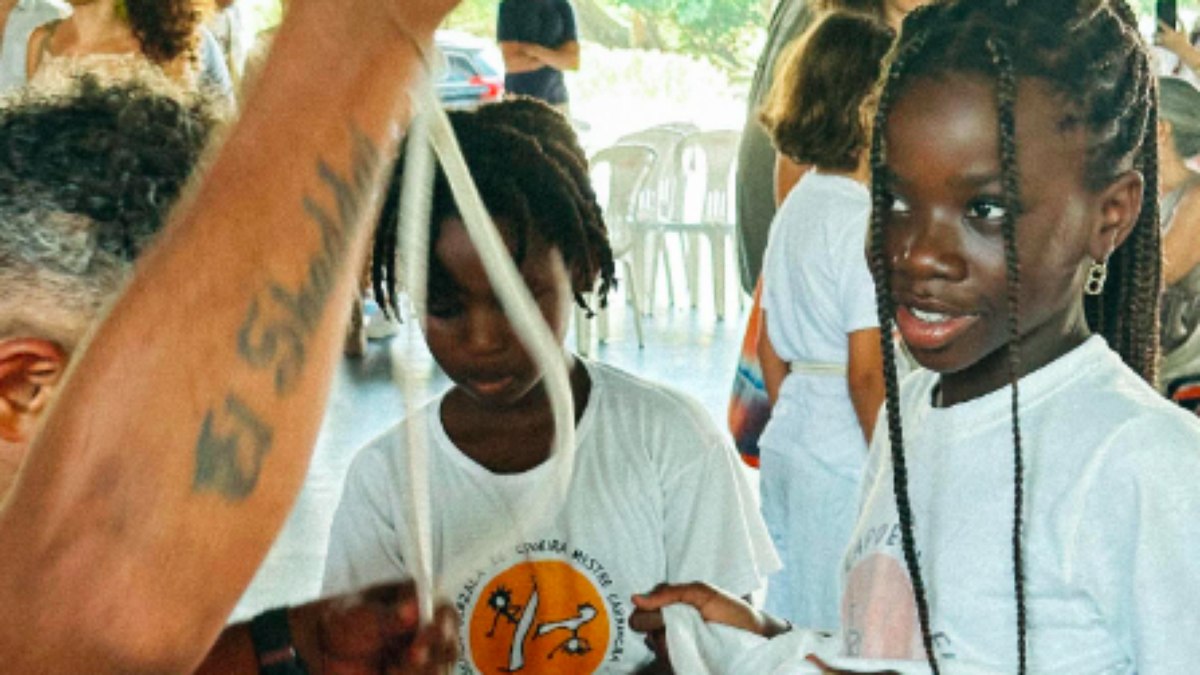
[614,125,695,311]
[654,130,741,319]
[580,143,656,351]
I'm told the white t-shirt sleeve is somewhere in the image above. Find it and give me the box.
[836,205,878,335]
[657,397,781,595]
[1071,416,1200,672]
[322,438,410,596]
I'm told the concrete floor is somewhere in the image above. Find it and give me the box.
[231,277,751,621]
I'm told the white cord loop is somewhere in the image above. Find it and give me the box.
[393,74,579,624]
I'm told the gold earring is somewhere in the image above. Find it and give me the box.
[1084,260,1107,296]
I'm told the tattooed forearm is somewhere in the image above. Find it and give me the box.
[194,128,382,500]
[237,129,381,395]
[193,394,273,499]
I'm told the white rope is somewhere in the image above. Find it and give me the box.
[395,94,435,623]
[391,78,578,622]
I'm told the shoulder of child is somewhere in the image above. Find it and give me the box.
[590,360,718,419]
[1081,385,1200,501]
[343,408,437,485]
[586,360,729,453]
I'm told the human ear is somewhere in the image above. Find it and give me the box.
[1088,170,1144,262]
[0,338,67,443]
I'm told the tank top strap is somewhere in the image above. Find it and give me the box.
[29,19,62,74]
[41,20,61,57]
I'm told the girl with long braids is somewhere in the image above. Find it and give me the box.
[322,98,779,674]
[631,1,1200,672]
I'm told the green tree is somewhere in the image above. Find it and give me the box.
[612,0,763,70]
[445,0,762,73]
[444,0,499,37]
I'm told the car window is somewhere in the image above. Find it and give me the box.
[445,53,476,81]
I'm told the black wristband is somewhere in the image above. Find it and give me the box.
[249,607,309,675]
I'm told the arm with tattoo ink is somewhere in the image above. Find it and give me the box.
[0,0,458,671]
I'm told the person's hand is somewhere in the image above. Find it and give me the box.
[290,581,459,674]
[1159,20,1193,56]
[629,582,783,638]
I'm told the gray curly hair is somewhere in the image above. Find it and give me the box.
[0,193,127,350]
[0,77,219,351]
[1159,76,1200,158]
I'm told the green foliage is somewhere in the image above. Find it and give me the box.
[443,0,762,74]
[444,0,500,37]
[615,0,763,70]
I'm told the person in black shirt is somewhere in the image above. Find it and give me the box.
[497,0,579,109]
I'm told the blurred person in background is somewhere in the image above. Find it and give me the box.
[1156,76,1200,412]
[26,0,231,98]
[728,0,926,468]
[753,11,892,629]
[205,0,250,88]
[0,0,68,93]
[497,0,579,112]
[734,0,930,293]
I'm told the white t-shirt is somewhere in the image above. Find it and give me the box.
[760,171,876,363]
[841,336,1200,672]
[323,360,780,674]
[758,171,877,471]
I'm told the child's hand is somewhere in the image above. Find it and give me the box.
[629,582,784,638]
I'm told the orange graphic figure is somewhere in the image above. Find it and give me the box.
[469,561,610,673]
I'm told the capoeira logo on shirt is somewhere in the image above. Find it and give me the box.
[467,560,610,673]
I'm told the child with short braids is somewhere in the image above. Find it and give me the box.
[631,1,1200,672]
[324,98,779,674]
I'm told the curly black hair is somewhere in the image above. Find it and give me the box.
[372,97,616,319]
[867,1,1159,671]
[0,76,219,266]
[124,0,205,64]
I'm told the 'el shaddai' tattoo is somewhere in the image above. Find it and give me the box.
[193,395,273,499]
[193,128,381,501]
[237,130,380,395]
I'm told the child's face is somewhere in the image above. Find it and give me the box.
[882,74,1118,402]
[424,217,574,409]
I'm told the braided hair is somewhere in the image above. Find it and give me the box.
[867,1,1160,671]
[373,98,616,320]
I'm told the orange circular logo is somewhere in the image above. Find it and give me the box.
[468,560,610,673]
